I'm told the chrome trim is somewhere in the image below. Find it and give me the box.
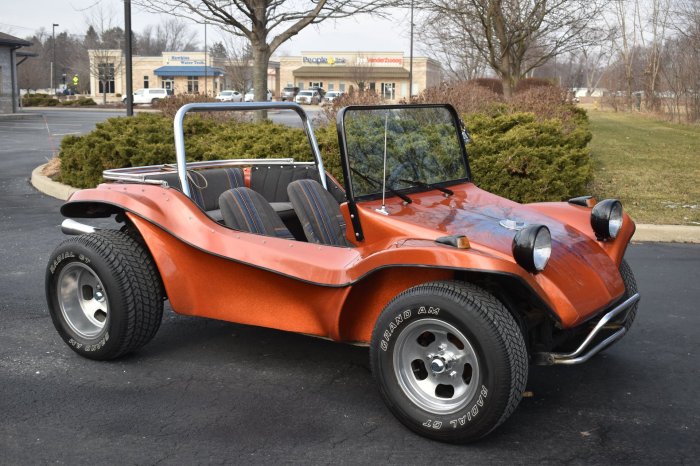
[173,102,327,199]
[61,219,96,235]
[534,293,640,365]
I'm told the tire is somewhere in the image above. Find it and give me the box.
[618,258,639,330]
[150,98,160,105]
[370,280,528,443]
[45,230,163,360]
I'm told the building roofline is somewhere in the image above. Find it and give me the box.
[0,32,32,47]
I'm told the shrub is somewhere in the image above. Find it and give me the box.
[22,94,59,107]
[321,89,383,123]
[465,112,592,202]
[415,81,505,116]
[514,77,554,93]
[58,113,345,188]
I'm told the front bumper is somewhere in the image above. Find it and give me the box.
[534,293,641,365]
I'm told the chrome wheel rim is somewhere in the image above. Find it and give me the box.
[393,318,480,414]
[57,262,109,339]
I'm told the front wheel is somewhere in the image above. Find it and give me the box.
[46,230,163,360]
[370,281,528,443]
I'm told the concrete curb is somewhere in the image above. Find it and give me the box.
[0,112,43,121]
[633,224,700,243]
[31,163,78,201]
[30,163,699,243]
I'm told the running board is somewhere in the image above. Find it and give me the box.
[534,293,641,365]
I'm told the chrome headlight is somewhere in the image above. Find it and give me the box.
[591,199,623,240]
[512,224,552,273]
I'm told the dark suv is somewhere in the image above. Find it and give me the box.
[281,87,300,101]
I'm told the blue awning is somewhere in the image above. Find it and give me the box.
[153,66,224,77]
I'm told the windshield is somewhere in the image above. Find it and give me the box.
[299,91,313,96]
[221,91,232,95]
[342,106,468,199]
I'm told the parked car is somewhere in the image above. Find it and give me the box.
[46,102,639,444]
[294,89,321,105]
[122,88,170,105]
[244,89,272,102]
[323,90,344,104]
[215,90,243,102]
[281,86,300,101]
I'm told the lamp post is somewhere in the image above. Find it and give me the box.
[204,21,208,96]
[124,0,133,116]
[408,0,414,99]
[51,23,59,92]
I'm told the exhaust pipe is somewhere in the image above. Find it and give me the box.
[61,219,96,235]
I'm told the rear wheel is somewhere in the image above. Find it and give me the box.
[46,230,163,360]
[370,281,528,443]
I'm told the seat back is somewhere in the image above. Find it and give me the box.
[251,165,345,204]
[287,179,352,247]
[145,167,245,211]
[218,187,293,239]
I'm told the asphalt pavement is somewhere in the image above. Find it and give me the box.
[1,109,698,464]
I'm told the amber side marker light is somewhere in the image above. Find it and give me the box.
[436,235,471,249]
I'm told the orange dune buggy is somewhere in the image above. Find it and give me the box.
[46,102,639,443]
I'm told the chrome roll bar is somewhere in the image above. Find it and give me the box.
[173,102,327,199]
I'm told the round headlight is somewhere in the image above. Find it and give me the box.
[512,224,552,273]
[591,199,624,241]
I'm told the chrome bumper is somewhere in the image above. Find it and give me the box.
[534,293,641,365]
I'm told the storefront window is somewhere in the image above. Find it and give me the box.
[187,76,199,93]
[297,81,304,89]
[339,82,345,92]
[309,81,323,88]
[381,82,396,100]
[369,82,376,92]
[143,76,149,89]
[328,83,334,91]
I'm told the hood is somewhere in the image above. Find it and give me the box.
[356,183,626,322]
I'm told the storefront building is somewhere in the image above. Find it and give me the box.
[88,50,280,99]
[279,52,441,101]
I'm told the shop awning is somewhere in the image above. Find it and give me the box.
[293,66,409,79]
[153,66,224,77]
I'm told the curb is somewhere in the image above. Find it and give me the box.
[0,112,43,121]
[31,163,78,201]
[30,163,699,243]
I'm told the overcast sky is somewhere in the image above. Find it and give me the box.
[0,0,417,56]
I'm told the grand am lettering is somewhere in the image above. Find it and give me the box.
[380,306,441,351]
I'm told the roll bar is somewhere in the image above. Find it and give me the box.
[173,102,327,198]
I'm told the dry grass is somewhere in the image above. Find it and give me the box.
[42,157,61,180]
[588,110,700,225]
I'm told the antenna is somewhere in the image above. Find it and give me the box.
[376,112,390,216]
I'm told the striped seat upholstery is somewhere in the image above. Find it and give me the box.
[287,179,352,247]
[219,187,294,239]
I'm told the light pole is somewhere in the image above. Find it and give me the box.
[124,0,133,116]
[51,23,59,92]
[408,0,414,99]
[204,21,208,96]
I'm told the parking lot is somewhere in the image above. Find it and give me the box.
[1,108,698,464]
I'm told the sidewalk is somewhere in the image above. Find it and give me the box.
[30,163,700,243]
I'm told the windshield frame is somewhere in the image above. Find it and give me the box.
[336,104,471,242]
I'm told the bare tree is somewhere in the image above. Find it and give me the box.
[417,13,485,81]
[346,54,375,92]
[136,18,199,55]
[421,0,603,97]
[638,0,672,110]
[221,35,253,93]
[136,0,397,103]
[88,49,123,104]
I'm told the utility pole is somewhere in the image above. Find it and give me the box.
[408,0,414,99]
[204,21,208,96]
[51,23,59,92]
[124,0,134,116]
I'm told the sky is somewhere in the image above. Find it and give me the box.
[0,0,418,56]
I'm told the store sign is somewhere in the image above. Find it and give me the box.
[302,56,347,65]
[168,55,205,65]
[358,57,404,65]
